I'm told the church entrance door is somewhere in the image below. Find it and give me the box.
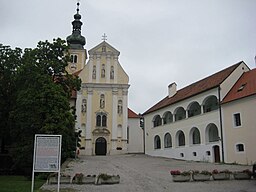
[95,137,107,155]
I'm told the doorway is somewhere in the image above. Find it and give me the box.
[95,137,107,155]
[213,145,220,163]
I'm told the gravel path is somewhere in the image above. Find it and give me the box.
[41,154,256,192]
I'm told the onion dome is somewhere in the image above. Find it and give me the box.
[66,2,86,49]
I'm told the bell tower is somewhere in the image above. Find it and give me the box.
[66,2,87,74]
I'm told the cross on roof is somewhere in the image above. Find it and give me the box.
[102,33,107,41]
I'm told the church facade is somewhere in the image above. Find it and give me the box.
[66,3,130,155]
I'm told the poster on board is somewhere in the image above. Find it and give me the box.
[33,135,62,172]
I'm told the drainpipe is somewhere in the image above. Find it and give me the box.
[139,113,145,154]
[218,86,225,163]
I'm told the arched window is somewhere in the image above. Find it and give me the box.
[163,111,173,124]
[154,135,161,149]
[153,115,162,127]
[174,107,186,121]
[203,96,219,113]
[188,102,201,117]
[176,131,185,146]
[96,115,101,127]
[206,123,219,142]
[96,113,107,128]
[70,54,78,63]
[190,127,201,144]
[164,133,172,148]
[102,115,107,127]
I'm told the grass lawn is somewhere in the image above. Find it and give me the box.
[0,175,45,192]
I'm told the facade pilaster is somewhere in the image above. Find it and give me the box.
[96,54,101,83]
[122,89,128,150]
[113,55,118,84]
[106,54,111,83]
[86,88,93,140]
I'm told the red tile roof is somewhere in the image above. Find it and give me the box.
[222,68,256,104]
[128,108,140,118]
[143,62,243,115]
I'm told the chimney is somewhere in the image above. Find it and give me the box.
[168,82,177,98]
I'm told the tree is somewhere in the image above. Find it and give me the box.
[0,44,22,154]
[9,38,81,175]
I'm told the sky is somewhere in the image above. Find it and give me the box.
[1,0,256,114]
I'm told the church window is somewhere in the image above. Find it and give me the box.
[96,113,107,127]
[101,64,105,78]
[100,94,105,109]
[71,54,78,63]
[110,66,114,79]
[92,66,96,79]
[118,100,123,115]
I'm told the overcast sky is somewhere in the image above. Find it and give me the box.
[1,0,256,113]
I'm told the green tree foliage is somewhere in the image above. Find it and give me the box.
[0,44,22,153]
[0,38,81,175]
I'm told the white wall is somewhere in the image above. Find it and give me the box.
[127,118,144,153]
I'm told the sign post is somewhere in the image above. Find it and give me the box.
[31,134,62,192]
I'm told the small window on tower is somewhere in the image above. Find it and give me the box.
[70,54,78,63]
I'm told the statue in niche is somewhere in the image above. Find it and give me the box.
[92,66,96,79]
[81,99,87,113]
[118,100,123,115]
[100,94,105,109]
[101,64,105,78]
[110,66,114,79]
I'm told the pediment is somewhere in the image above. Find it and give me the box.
[88,41,120,56]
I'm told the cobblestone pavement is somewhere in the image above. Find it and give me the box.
[41,154,256,192]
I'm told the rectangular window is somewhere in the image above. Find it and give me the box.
[233,113,241,127]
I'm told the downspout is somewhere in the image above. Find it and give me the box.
[218,86,225,163]
[139,113,145,154]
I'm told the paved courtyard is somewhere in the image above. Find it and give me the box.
[41,154,256,192]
